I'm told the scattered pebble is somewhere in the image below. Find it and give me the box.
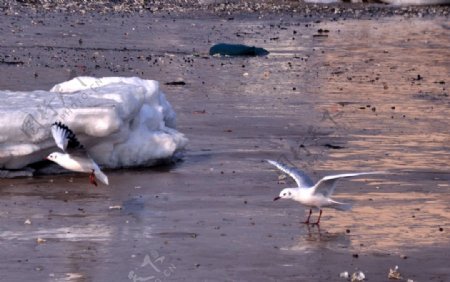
[36,238,46,244]
[340,271,349,279]
[109,205,122,210]
[351,271,365,282]
[24,219,31,225]
[278,174,287,180]
[388,265,403,280]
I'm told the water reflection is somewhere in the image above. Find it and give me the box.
[276,175,449,255]
[285,225,352,254]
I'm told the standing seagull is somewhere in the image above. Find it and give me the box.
[268,160,384,225]
[46,122,109,186]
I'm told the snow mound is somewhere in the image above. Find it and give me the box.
[0,76,188,172]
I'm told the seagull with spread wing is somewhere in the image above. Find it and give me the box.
[268,160,384,225]
[46,122,109,186]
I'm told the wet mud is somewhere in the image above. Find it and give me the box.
[0,5,449,282]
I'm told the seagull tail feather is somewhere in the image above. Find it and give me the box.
[94,170,109,185]
[329,200,352,211]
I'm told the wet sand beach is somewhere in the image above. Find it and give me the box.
[0,2,449,281]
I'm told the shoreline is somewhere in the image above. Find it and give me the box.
[3,0,449,19]
[0,2,449,281]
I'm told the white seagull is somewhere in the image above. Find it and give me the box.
[268,160,384,225]
[46,122,109,186]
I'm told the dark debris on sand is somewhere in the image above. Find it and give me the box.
[1,0,449,18]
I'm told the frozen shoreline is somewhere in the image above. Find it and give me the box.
[0,77,187,172]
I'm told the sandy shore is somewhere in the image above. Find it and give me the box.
[0,2,449,281]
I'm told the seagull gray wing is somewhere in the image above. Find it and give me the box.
[267,160,314,188]
[51,122,85,154]
[312,171,386,198]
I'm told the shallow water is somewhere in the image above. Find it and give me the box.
[0,11,449,282]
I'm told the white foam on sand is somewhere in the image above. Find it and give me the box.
[0,76,188,171]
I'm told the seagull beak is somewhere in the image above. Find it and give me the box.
[273,196,281,201]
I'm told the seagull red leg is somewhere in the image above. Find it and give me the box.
[89,170,98,187]
[313,209,323,225]
[303,209,312,224]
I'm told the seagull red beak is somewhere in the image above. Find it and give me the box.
[273,196,281,201]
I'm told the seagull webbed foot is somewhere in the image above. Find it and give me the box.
[302,209,313,225]
[89,170,98,187]
[312,209,323,225]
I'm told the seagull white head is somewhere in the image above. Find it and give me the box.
[273,188,296,201]
[46,152,64,163]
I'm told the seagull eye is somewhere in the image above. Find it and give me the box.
[283,193,286,196]
[288,192,291,196]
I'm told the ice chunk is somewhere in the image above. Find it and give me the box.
[388,265,403,280]
[339,271,349,279]
[0,76,187,172]
[351,271,365,282]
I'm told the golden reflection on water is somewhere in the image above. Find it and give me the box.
[263,21,449,256]
[313,19,449,172]
[286,190,450,254]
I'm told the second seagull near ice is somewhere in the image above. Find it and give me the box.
[268,160,385,225]
[46,122,109,186]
